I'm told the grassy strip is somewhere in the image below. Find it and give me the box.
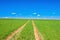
[11,21,35,40]
[34,20,60,40]
[0,19,27,40]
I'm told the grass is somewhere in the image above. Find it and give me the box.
[0,19,27,40]
[34,20,60,40]
[0,19,60,40]
[11,20,35,40]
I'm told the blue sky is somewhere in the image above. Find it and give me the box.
[0,0,60,19]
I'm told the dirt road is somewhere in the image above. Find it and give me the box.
[6,20,30,40]
[32,20,41,40]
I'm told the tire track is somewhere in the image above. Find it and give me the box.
[6,20,30,40]
[32,20,43,40]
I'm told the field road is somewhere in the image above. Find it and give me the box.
[5,20,30,40]
[32,20,42,40]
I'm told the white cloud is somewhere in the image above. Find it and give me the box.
[4,17,9,18]
[11,12,16,15]
[37,14,40,16]
[33,13,37,14]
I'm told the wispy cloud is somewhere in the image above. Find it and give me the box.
[11,12,16,15]
[37,14,40,16]
[3,17,9,18]
[33,13,37,14]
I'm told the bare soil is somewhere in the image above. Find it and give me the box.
[32,20,41,40]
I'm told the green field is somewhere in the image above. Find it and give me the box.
[34,20,60,40]
[11,21,35,40]
[0,19,60,40]
[0,19,27,40]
